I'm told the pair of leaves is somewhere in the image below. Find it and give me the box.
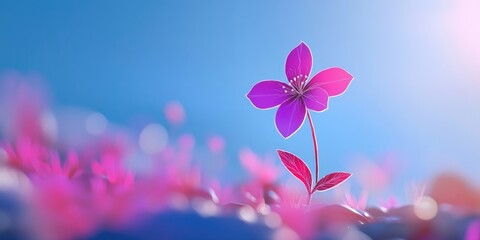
[277,150,351,194]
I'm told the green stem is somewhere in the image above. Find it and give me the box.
[306,111,319,184]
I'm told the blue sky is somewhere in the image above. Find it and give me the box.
[1,0,480,195]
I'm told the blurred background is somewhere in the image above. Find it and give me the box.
[1,0,479,203]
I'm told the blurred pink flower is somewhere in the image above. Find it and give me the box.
[3,138,49,174]
[275,185,310,208]
[466,219,480,240]
[239,148,280,186]
[407,182,426,205]
[207,135,225,154]
[164,101,185,125]
[0,74,51,142]
[207,180,236,206]
[240,182,267,210]
[379,196,398,210]
[344,191,368,211]
[354,154,399,192]
[91,155,134,188]
[43,151,82,179]
[271,186,314,239]
[165,165,206,198]
[155,134,196,171]
[31,178,96,240]
[177,133,195,151]
[90,176,141,227]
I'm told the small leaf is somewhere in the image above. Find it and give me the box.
[276,150,312,193]
[313,172,351,193]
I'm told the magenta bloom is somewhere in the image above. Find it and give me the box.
[247,42,354,138]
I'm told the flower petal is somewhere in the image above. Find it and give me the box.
[306,67,353,97]
[285,42,312,85]
[303,87,329,112]
[246,80,292,109]
[275,97,306,138]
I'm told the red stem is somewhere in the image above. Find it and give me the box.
[306,111,319,184]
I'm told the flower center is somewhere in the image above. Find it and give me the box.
[287,74,309,95]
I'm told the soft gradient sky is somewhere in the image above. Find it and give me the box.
[1,1,480,191]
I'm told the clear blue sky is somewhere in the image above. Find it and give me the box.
[1,0,479,195]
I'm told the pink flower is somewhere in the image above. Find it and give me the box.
[0,74,50,141]
[239,148,280,186]
[91,155,134,188]
[164,101,185,125]
[3,138,49,174]
[344,191,368,211]
[44,151,82,179]
[207,135,225,154]
[466,219,480,240]
[246,42,353,138]
[207,180,235,206]
[32,178,96,240]
[379,196,398,210]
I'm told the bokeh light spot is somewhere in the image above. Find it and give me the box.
[0,167,31,193]
[414,196,438,220]
[264,212,282,229]
[85,112,108,136]
[273,227,299,240]
[41,111,58,142]
[164,101,185,125]
[191,198,219,217]
[238,206,257,223]
[207,135,225,154]
[139,123,168,155]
